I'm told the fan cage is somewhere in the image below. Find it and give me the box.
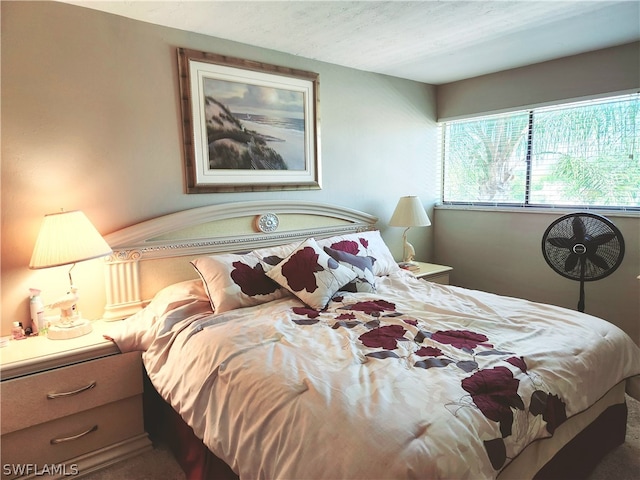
[542,213,624,282]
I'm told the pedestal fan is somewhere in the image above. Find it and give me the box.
[541,213,625,312]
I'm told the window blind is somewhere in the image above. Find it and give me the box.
[441,93,639,210]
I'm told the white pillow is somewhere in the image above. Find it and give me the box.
[316,230,399,276]
[265,238,357,310]
[191,252,290,314]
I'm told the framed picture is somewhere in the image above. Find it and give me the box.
[177,48,321,193]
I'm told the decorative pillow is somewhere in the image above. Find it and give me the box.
[104,279,212,353]
[316,230,399,276]
[191,253,290,314]
[323,246,376,293]
[250,240,300,268]
[265,238,357,310]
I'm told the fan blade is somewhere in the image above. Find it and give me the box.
[587,252,610,270]
[572,217,587,241]
[548,237,573,249]
[589,233,616,246]
[564,253,579,272]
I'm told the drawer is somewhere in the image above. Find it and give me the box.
[425,273,449,285]
[1,395,144,479]
[1,352,142,435]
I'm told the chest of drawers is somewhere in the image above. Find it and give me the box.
[0,321,151,479]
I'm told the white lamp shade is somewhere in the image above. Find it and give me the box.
[389,196,431,227]
[29,210,113,269]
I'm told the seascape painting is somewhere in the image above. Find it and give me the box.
[203,79,306,171]
[178,48,320,193]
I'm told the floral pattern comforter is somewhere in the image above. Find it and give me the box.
[126,271,640,479]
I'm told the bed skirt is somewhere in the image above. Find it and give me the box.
[143,372,627,480]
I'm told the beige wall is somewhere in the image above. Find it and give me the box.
[434,42,640,343]
[1,1,438,333]
[434,209,639,344]
[2,2,637,344]
[437,42,640,120]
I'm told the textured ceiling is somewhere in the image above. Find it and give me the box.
[61,1,640,84]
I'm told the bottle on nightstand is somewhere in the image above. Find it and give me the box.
[11,322,25,340]
[29,288,44,334]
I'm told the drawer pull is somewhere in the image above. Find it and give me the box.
[50,425,98,444]
[47,381,97,399]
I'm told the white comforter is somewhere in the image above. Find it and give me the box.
[110,270,640,479]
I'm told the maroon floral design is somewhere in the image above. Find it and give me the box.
[461,366,524,438]
[529,390,567,434]
[506,356,527,372]
[230,261,280,297]
[416,346,443,357]
[432,330,492,350]
[347,300,396,315]
[292,306,320,325]
[288,294,569,472]
[333,320,361,329]
[359,325,407,350]
[281,246,324,292]
[329,237,379,272]
[484,438,507,470]
[292,306,320,319]
[330,240,360,255]
[542,394,567,434]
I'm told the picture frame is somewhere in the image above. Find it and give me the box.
[177,48,321,193]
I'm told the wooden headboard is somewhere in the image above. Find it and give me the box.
[102,200,378,319]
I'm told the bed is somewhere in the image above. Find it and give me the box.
[102,200,640,480]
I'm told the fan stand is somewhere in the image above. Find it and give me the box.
[578,259,586,313]
[541,212,625,315]
[574,243,587,313]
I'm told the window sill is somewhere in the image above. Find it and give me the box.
[434,204,640,218]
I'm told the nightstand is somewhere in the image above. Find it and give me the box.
[409,262,453,285]
[0,320,151,479]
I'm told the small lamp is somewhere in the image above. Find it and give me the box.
[389,196,431,265]
[29,210,113,339]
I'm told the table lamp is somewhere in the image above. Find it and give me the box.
[29,210,113,339]
[389,196,431,264]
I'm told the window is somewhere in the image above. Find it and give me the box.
[441,93,639,210]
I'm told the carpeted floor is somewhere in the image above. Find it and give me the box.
[587,395,640,480]
[80,442,185,480]
[82,396,639,479]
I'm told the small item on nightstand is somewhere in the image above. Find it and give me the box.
[398,262,420,272]
[11,322,25,340]
[29,287,44,334]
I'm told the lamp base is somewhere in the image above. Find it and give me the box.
[47,318,93,340]
[398,226,418,264]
